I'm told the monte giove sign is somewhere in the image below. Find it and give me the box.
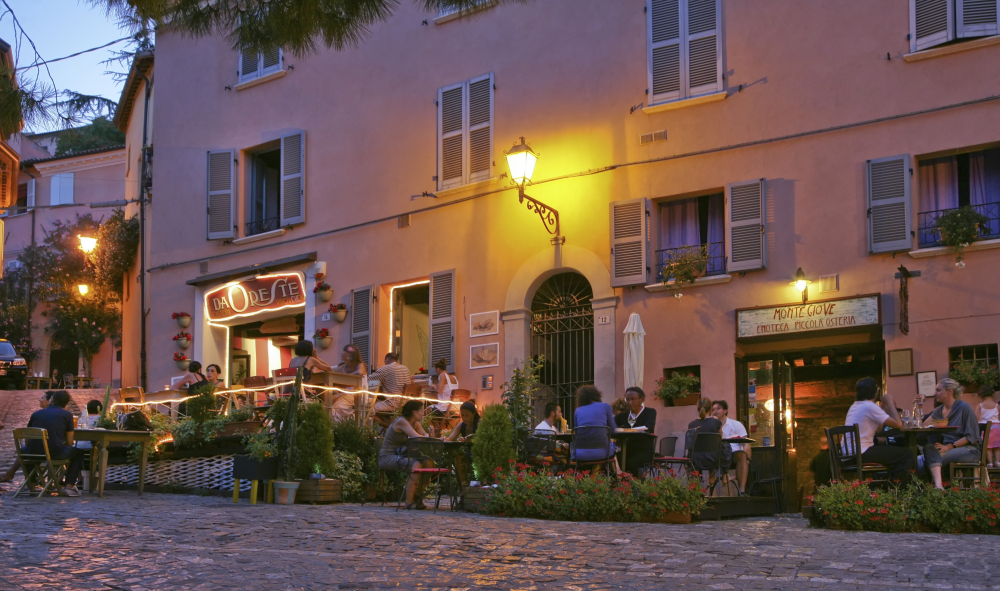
[737,295,880,339]
[205,272,306,322]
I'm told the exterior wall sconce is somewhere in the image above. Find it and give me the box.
[789,267,811,303]
[78,284,90,296]
[78,234,98,253]
[504,137,564,245]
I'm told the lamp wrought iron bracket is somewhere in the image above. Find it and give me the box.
[518,187,561,241]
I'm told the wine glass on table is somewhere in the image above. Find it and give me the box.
[628,415,636,429]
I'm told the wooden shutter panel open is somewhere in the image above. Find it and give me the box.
[351,286,375,368]
[911,0,954,51]
[207,149,235,240]
[957,0,999,37]
[867,155,912,254]
[649,0,682,104]
[726,179,766,272]
[26,178,35,210]
[280,131,305,227]
[468,74,493,184]
[261,47,282,75]
[685,0,722,96]
[429,270,456,373]
[239,50,260,83]
[438,83,465,190]
[610,198,649,287]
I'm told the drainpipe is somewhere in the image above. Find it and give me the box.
[138,68,153,391]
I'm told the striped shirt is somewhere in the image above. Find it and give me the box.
[369,362,411,394]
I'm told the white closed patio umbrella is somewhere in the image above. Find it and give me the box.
[623,313,645,390]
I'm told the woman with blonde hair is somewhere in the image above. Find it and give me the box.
[923,377,981,489]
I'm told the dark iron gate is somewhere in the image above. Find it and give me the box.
[530,272,594,422]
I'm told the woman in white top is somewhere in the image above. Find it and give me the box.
[432,358,457,415]
[978,385,1000,467]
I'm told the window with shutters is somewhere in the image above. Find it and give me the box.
[647,0,723,107]
[437,0,495,20]
[656,192,726,281]
[2,181,29,217]
[49,173,74,206]
[238,47,283,85]
[438,74,494,191]
[246,144,281,236]
[910,0,1000,53]
[915,147,1000,246]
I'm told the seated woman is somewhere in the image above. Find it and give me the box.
[205,364,225,388]
[329,344,367,420]
[687,397,725,489]
[923,377,982,489]
[445,401,479,485]
[288,340,333,380]
[571,385,617,470]
[379,399,434,509]
[174,361,208,391]
[429,358,458,417]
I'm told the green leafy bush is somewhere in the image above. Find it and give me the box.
[654,372,700,403]
[502,357,543,458]
[327,451,367,502]
[472,404,515,483]
[185,386,220,423]
[241,429,277,462]
[935,206,990,264]
[291,402,335,480]
[661,244,709,286]
[948,358,1000,389]
[225,407,255,423]
[170,417,225,449]
[332,419,379,485]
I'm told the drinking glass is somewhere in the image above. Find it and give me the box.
[628,416,636,429]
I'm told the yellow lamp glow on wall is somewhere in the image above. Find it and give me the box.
[78,235,98,253]
[504,137,538,187]
[789,267,811,303]
[78,284,89,296]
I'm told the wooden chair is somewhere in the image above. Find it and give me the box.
[825,425,889,483]
[570,425,615,476]
[950,423,991,489]
[120,386,145,408]
[243,376,271,406]
[13,428,69,498]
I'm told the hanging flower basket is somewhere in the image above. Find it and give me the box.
[173,332,191,350]
[172,312,192,328]
[935,207,989,266]
[314,282,334,302]
[330,303,348,323]
[655,372,701,407]
[173,353,189,370]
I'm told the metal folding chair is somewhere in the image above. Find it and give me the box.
[400,437,455,513]
[13,428,69,498]
[570,425,614,476]
[650,435,691,477]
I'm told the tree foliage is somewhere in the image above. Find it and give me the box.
[471,404,515,483]
[86,209,140,298]
[55,116,126,157]
[0,265,38,360]
[501,355,543,458]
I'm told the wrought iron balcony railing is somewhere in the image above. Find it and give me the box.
[245,216,281,237]
[656,241,725,283]
[918,202,1000,247]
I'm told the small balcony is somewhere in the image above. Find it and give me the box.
[917,203,1000,247]
[656,241,725,283]
[245,216,281,237]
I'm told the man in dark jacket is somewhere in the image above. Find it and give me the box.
[25,390,84,497]
[614,387,657,477]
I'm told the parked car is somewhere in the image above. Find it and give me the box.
[0,339,28,390]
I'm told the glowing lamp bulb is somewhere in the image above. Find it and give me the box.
[504,137,538,187]
[78,284,90,296]
[763,399,774,412]
[789,267,811,293]
[78,235,98,253]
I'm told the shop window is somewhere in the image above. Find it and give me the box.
[949,343,999,367]
[656,193,725,280]
[917,147,1000,246]
[247,146,281,236]
[911,0,999,53]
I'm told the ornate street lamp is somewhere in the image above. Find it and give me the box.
[789,268,811,303]
[78,234,97,253]
[78,284,90,296]
[504,137,564,245]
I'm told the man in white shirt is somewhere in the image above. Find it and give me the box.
[711,400,750,494]
[844,378,913,484]
[535,402,563,433]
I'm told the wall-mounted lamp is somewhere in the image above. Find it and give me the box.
[789,267,811,303]
[504,137,563,245]
[78,234,98,253]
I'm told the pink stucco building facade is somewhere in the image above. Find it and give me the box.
[138,0,1000,504]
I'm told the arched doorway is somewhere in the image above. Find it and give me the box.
[530,272,594,419]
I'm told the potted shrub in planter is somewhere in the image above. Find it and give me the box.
[292,402,338,503]
[632,474,707,524]
[235,429,279,481]
[314,328,332,350]
[314,282,334,302]
[173,352,190,371]
[172,311,191,328]
[655,371,701,407]
[948,358,999,394]
[173,332,191,350]
[329,303,348,323]
[935,206,990,267]
[220,407,263,437]
[661,244,709,287]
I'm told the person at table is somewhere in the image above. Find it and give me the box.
[845,378,913,484]
[445,401,479,485]
[51,369,60,387]
[613,387,656,477]
[174,361,209,391]
[205,364,225,388]
[535,402,564,433]
[429,358,458,417]
[370,352,412,414]
[687,397,725,489]
[289,340,333,380]
[712,399,751,494]
[976,385,1000,469]
[0,391,55,486]
[572,385,618,470]
[325,344,368,420]
[379,399,433,509]
[922,378,981,489]
[808,434,832,489]
[24,391,85,497]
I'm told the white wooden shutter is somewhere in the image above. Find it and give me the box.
[867,155,912,254]
[467,74,493,184]
[726,179,766,272]
[26,178,35,210]
[911,0,954,51]
[429,270,456,373]
[239,50,260,83]
[957,0,999,37]
[438,82,465,190]
[280,131,305,227]
[351,286,375,368]
[50,173,74,206]
[610,198,649,287]
[685,0,722,96]
[206,149,235,240]
[649,0,682,104]
[261,47,282,75]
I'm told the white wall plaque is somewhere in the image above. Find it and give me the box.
[737,295,880,339]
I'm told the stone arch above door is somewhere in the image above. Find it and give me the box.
[502,245,617,397]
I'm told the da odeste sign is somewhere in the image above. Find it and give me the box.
[737,295,880,340]
[206,273,306,322]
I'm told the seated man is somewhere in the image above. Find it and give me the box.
[845,378,913,485]
[614,387,656,477]
[922,378,982,489]
[712,400,750,494]
[532,402,569,464]
[370,352,412,416]
[25,390,86,497]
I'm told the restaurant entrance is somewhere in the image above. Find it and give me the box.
[736,341,885,512]
[229,313,305,385]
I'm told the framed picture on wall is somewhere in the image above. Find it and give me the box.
[470,311,499,337]
[470,343,499,369]
[916,370,937,398]
[887,348,913,377]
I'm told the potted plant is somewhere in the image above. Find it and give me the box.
[471,404,515,485]
[948,358,1000,393]
[661,244,709,287]
[172,332,191,350]
[935,206,990,267]
[329,303,348,323]
[236,429,279,481]
[314,282,334,302]
[220,407,263,437]
[313,328,332,349]
[172,311,191,328]
[173,352,190,370]
[655,371,701,407]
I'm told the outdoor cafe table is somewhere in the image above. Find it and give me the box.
[881,426,958,459]
[25,376,51,389]
[553,430,656,470]
[73,376,96,388]
[74,429,153,498]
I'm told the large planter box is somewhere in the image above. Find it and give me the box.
[667,393,700,407]
[646,510,692,524]
[296,479,342,504]
[220,421,263,437]
[232,455,279,481]
[463,486,489,512]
